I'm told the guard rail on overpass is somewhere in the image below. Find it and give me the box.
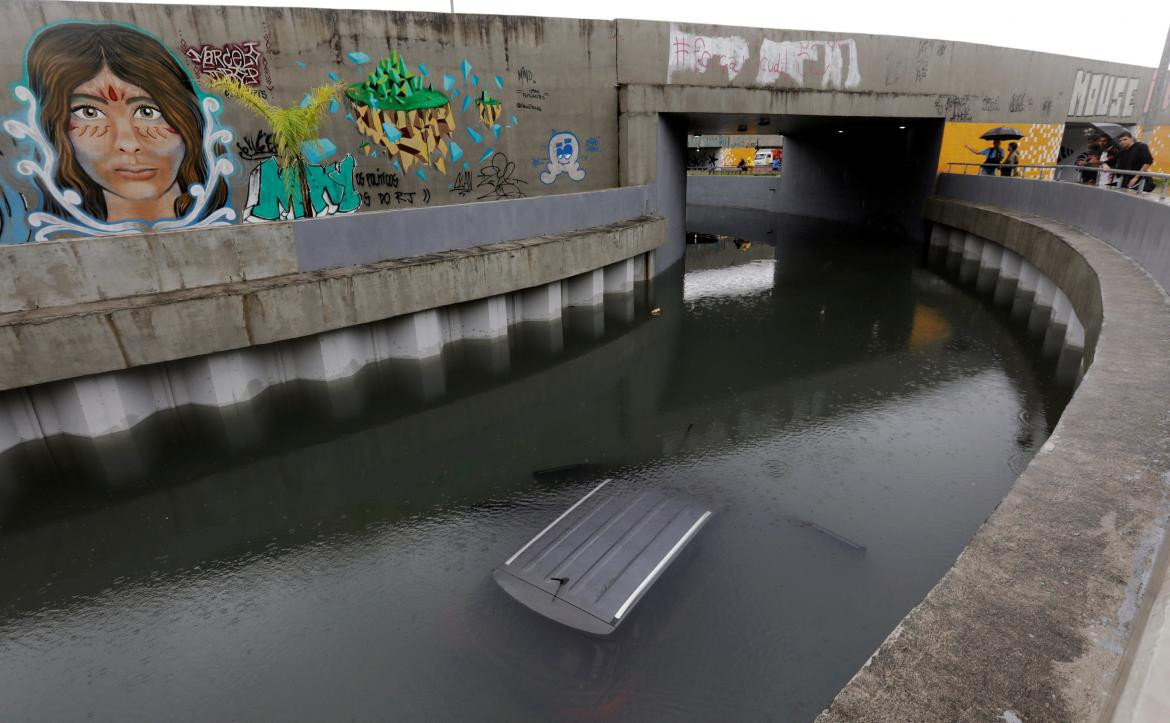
[946,163,1170,202]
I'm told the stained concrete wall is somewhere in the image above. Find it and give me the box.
[685,123,944,241]
[653,114,688,270]
[935,175,1170,293]
[0,1,618,244]
[617,19,1152,124]
[0,185,653,314]
[819,193,1170,722]
[295,185,653,272]
[0,215,664,390]
[776,121,944,240]
[685,175,780,210]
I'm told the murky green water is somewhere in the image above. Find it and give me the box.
[0,209,1074,721]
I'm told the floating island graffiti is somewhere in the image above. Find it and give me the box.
[347,52,457,173]
[339,50,517,180]
[475,91,501,128]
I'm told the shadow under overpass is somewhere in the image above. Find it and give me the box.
[680,113,945,241]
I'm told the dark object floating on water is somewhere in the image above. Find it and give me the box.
[531,463,602,482]
[493,480,712,635]
[790,516,867,553]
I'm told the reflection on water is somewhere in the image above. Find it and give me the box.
[684,259,776,301]
[0,210,1075,721]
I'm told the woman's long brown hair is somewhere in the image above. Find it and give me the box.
[25,22,229,222]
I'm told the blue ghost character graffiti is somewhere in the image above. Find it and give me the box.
[539,130,586,184]
[2,21,235,243]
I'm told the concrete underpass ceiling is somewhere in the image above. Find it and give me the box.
[682,112,938,138]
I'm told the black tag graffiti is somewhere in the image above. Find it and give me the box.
[236,129,278,161]
[476,153,527,200]
[451,170,473,196]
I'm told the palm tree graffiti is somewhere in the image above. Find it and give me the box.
[209,76,357,220]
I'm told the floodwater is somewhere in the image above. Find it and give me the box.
[0,208,1076,721]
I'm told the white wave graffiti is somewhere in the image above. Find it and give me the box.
[3,85,236,242]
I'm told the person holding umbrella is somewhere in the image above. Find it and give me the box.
[965,139,1005,175]
[965,127,1023,175]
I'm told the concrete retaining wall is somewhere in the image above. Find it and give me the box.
[0,185,652,314]
[685,175,779,211]
[0,215,664,391]
[936,175,1170,293]
[819,193,1170,722]
[0,217,662,455]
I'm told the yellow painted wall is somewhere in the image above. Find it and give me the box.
[1145,125,1170,174]
[720,147,756,167]
[938,122,1064,178]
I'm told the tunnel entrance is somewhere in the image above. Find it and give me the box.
[671,112,946,245]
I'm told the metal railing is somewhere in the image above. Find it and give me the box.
[686,167,781,176]
[944,163,1170,201]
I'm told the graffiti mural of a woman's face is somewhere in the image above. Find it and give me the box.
[67,66,186,219]
[24,22,227,222]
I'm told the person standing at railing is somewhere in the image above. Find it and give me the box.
[1075,133,1105,185]
[1094,138,1118,188]
[1115,131,1156,193]
[1000,142,1020,177]
[965,140,1005,175]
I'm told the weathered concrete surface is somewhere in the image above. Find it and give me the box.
[818,198,1170,722]
[0,2,619,215]
[0,222,298,314]
[617,19,1152,124]
[1111,536,1170,720]
[0,216,664,390]
[925,198,1104,364]
[778,122,943,241]
[936,175,1170,297]
[686,174,780,211]
[0,186,653,314]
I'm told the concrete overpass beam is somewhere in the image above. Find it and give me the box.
[311,328,377,382]
[518,283,563,322]
[976,241,1004,294]
[1027,275,1057,334]
[604,258,635,294]
[959,233,985,284]
[993,248,1024,306]
[928,225,951,266]
[945,229,965,272]
[1042,288,1073,356]
[376,309,445,360]
[172,349,279,408]
[566,269,605,307]
[459,297,509,340]
[1011,259,1041,321]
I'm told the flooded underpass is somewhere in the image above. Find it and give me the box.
[0,208,1077,721]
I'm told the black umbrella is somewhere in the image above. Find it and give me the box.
[1089,122,1131,142]
[980,126,1025,141]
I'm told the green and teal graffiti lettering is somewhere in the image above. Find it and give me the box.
[244,154,360,221]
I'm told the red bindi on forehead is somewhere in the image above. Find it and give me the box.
[75,69,143,105]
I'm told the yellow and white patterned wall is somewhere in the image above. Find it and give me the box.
[938,122,1064,178]
[720,147,757,168]
[1144,125,1170,174]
